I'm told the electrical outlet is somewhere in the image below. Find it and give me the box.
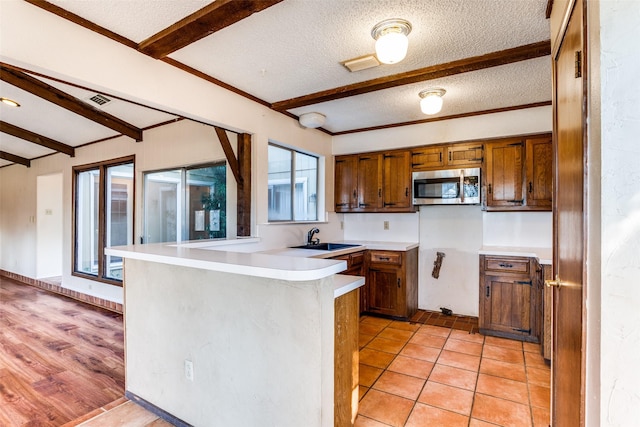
[184,359,194,381]
[383,221,389,230]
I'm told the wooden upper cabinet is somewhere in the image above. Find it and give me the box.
[334,155,358,212]
[335,151,414,213]
[484,139,525,209]
[484,134,553,211]
[357,154,383,210]
[411,146,444,170]
[447,143,484,166]
[412,143,484,171]
[383,151,412,209]
[525,136,553,209]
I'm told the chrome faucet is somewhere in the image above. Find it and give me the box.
[307,227,320,245]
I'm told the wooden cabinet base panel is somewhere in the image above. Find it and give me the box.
[479,328,541,343]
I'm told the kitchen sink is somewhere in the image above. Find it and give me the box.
[290,243,361,251]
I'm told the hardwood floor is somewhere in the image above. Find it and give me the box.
[0,277,125,426]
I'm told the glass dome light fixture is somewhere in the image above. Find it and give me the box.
[419,89,446,115]
[371,18,412,65]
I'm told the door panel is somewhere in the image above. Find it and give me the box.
[552,0,585,424]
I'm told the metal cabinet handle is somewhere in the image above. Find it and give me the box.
[488,184,492,194]
[529,182,533,193]
[499,263,513,268]
[405,187,409,197]
[397,278,401,288]
[486,286,491,297]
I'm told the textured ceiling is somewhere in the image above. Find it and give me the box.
[171,0,550,102]
[1,0,551,166]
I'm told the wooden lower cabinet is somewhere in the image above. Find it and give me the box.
[479,255,542,343]
[364,248,418,320]
[330,251,367,313]
[334,288,359,427]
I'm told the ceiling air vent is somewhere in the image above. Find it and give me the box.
[341,54,380,72]
[88,94,111,106]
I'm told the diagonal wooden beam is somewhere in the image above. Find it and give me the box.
[0,65,143,141]
[138,0,285,59]
[0,151,31,167]
[214,126,241,184]
[236,133,252,237]
[0,121,75,157]
[272,40,552,111]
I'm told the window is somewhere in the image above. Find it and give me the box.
[268,143,318,222]
[74,156,134,284]
[143,163,226,243]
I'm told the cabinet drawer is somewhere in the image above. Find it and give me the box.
[350,251,364,267]
[483,256,531,274]
[369,251,402,265]
[332,251,364,269]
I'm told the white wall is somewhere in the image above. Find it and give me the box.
[595,1,640,425]
[482,212,553,248]
[332,105,552,155]
[343,213,420,242]
[419,206,483,315]
[36,173,63,278]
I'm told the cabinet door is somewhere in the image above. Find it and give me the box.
[382,151,412,209]
[411,147,444,170]
[525,136,553,209]
[485,140,525,208]
[357,154,382,210]
[447,143,483,167]
[334,155,358,212]
[481,274,535,340]
[367,267,402,317]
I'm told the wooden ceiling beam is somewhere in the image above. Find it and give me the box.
[0,121,75,157]
[0,151,31,167]
[138,0,285,59]
[0,65,143,141]
[272,40,552,111]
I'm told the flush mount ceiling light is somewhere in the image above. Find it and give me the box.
[419,89,446,115]
[299,112,326,129]
[0,97,20,107]
[371,18,412,65]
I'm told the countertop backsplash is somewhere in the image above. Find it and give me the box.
[482,211,553,248]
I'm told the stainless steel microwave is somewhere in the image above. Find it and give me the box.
[412,167,481,205]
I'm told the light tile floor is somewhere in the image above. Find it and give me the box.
[71,314,550,427]
[356,316,551,427]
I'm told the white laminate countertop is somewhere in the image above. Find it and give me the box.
[262,240,419,259]
[479,246,553,265]
[106,238,418,284]
[106,238,347,282]
[334,274,365,298]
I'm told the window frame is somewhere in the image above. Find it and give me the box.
[72,155,135,286]
[142,161,227,244]
[267,142,320,223]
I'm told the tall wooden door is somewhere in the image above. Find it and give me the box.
[550,0,586,424]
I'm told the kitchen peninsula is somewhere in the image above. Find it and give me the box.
[106,238,365,427]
